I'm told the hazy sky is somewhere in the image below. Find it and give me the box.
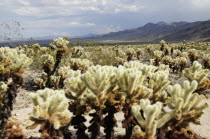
[0,0,210,38]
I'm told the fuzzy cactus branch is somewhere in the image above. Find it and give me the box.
[183,61,210,94]
[28,88,71,138]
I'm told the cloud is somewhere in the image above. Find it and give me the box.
[15,7,40,15]
[189,0,210,7]
[18,0,30,6]
[22,18,96,29]
[94,25,121,34]
[11,0,144,16]
[68,22,96,27]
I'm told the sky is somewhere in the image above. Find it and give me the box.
[0,0,210,39]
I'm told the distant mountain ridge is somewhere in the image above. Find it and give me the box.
[81,20,210,43]
[13,33,98,42]
[1,20,210,46]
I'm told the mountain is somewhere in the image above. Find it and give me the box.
[72,33,99,38]
[1,20,210,47]
[11,34,98,42]
[30,33,99,41]
[157,20,210,42]
[81,20,210,43]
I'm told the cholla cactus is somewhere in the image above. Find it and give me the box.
[46,37,69,86]
[29,88,71,137]
[34,78,46,89]
[154,50,163,58]
[66,69,81,78]
[124,61,157,77]
[147,70,170,102]
[202,54,210,69]
[163,47,171,55]
[64,71,86,101]
[49,43,57,50]
[0,82,8,107]
[0,48,32,136]
[0,47,32,84]
[58,66,70,79]
[188,49,200,63]
[80,65,118,138]
[172,57,188,72]
[131,80,208,138]
[167,80,208,126]
[32,43,41,51]
[132,99,173,139]
[160,40,166,45]
[1,48,32,72]
[160,40,166,51]
[9,54,32,73]
[146,45,155,55]
[116,48,126,57]
[117,67,152,101]
[161,56,173,67]
[123,61,144,69]
[40,47,48,52]
[178,57,188,65]
[140,65,157,77]
[113,57,126,67]
[136,48,144,59]
[38,54,55,88]
[54,37,69,49]
[117,66,153,138]
[173,49,182,57]
[150,59,155,65]
[58,66,71,88]
[68,58,93,73]
[50,76,61,89]
[158,64,170,71]
[126,48,136,61]
[65,70,83,96]
[40,54,55,74]
[153,50,163,66]
[0,81,8,93]
[177,57,188,71]
[183,61,209,93]
[3,121,24,138]
[81,65,117,104]
[180,52,189,58]
[64,70,89,138]
[23,44,30,49]
[0,81,9,135]
[167,126,200,139]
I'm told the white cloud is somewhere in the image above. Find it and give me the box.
[22,18,96,28]
[5,0,144,17]
[68,22,96,27]
[94,25,121,34]
[114,5,143,13]
[190,0,210,7]
[178,0,210,8]
[18,0,30,6]
[15,7,40,15]
[86,23,96,26]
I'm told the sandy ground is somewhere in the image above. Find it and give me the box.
[9,71,210,139]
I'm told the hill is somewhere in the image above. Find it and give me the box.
[81,20,210,43]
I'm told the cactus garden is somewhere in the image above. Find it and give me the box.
[0,39,210,139]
